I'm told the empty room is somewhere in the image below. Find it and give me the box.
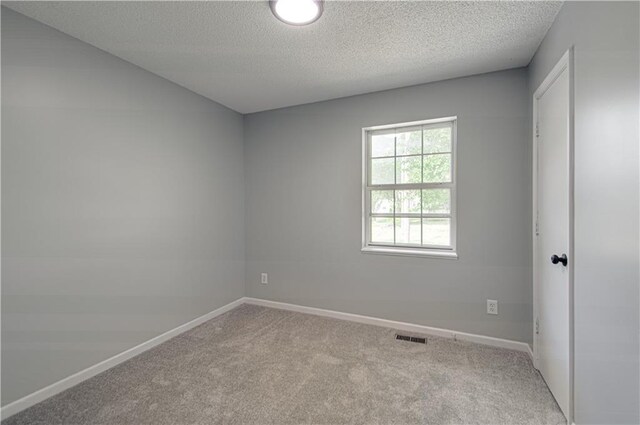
[1,1,639,424]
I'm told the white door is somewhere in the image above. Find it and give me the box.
[534,52,572,420]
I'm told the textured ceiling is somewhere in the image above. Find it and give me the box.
[3,1,562,113]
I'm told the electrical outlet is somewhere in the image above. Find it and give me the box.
[261,273,268,285]
[487,299,498,315]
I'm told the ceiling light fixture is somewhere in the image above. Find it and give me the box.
[270,0,324,26]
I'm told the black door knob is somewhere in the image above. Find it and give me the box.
[551,254,568,266]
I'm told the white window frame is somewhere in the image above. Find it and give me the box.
[361,116,458,259]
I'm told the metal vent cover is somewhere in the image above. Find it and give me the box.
[395,334,427,344]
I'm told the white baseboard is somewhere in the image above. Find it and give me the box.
[0,297,245,421]
[244,297,533,356]
[527,344,535,363]
[2,296,534,420]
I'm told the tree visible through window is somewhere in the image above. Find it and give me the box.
[363,117,457,256]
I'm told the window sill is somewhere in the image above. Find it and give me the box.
[361,246,458,259]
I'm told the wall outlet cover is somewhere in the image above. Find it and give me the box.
[487,299,498,315]
[261,273,268,285]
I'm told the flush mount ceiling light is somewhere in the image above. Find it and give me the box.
[270,0,324,26]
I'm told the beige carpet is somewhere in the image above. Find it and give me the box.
[3,304,565,425]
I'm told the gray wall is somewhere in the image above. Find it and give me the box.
[1,8,245,405]
[244,68,533,344]
[528,2,640,424]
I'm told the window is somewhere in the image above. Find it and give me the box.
[362,117,457,258]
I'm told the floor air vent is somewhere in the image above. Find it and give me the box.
[395,334,427,344]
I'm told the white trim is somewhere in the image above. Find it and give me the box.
[361,245,458,259]
[532,47,575,425]
[362,116,457,132]
[0,297,246,421]
[244,297,532,355]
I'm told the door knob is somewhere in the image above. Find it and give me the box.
[550,254,568,266]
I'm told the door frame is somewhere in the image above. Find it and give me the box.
[532,47,575,423]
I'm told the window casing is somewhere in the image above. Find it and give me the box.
[362,117,457,258]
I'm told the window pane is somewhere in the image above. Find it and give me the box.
[395,218,421,245]
[423,218,450,246]
[422,189,450,214]
[371,217,394,243]
[396,155,421,184]
[371,190,393,214]
[424,125,451,153]
[396,127,421,156]
[371,133,395,157]
[366,120,455,252]
[371,158,395,184]
[395,190,421,214]
[423,154,451,183]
